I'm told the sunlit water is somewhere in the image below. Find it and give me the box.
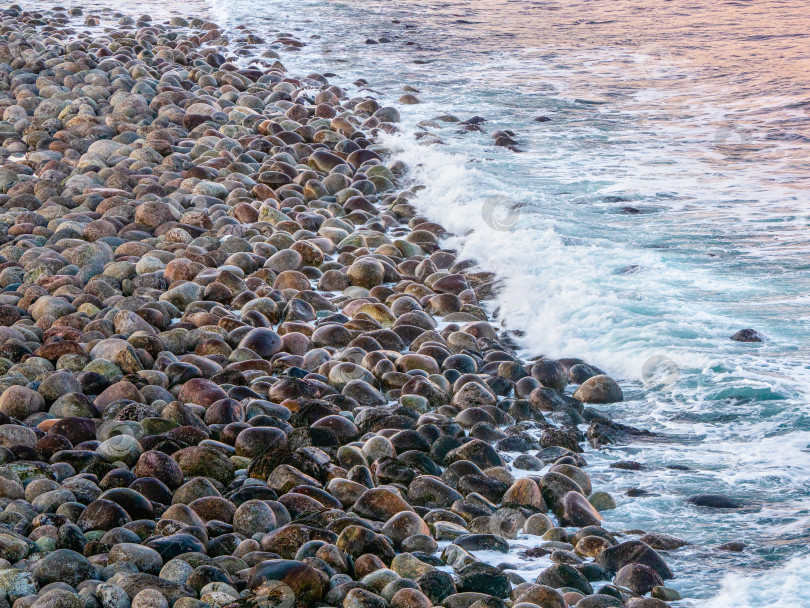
[30,0,810,603]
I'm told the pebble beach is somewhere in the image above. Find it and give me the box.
[0,4,749,608]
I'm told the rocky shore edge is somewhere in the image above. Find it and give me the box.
[0,6,686,608]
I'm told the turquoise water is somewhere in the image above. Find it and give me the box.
[196,0,810,601]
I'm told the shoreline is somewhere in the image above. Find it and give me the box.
[0,5,695,608]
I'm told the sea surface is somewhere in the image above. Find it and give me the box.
[38,0,810,604]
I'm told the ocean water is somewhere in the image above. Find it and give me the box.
[206,0,810,604]
[30,0,810,603]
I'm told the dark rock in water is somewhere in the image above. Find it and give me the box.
[577,563,613,583]
[568,363,604,384]
[453,534,509,553]
[587,419,656,448]
[539,427,584,453]
[443,460,486,489]
[616,264,642,275]
[535,563,593,595]
[613,563,664,595]
[555,491,603,527]
[597,541,673,580]
[639,533,688,550]
[610,460,645,470]
[538,446,587,465]
[496,434,538,452]
[404,536,440,556]
[456,562,510,597]
[522,547,552,559]
[540,472,585,510]
[652,586,682,602]
[514,454,544,470]
[592,585,627,601]
[687,494,742,509]
[717,541,747,551]
[530,387,582,413]
[534,116,551,122]
[531,359,568,392]
[626,488,658,497]
[730,328,765,342]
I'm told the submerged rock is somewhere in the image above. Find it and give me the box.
[730,328,765,342]
[586,419,656,448]
[687,494,743,509]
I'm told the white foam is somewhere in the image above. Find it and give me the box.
[382,131,761,380]
[706,555,810,608]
